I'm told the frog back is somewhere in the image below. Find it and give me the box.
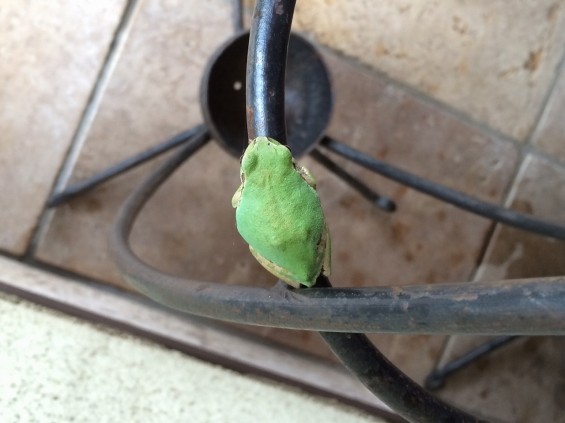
[236,170,325,284]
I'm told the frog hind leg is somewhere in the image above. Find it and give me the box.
[248,246,302,289]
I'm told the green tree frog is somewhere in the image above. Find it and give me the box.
[232,137,331,288]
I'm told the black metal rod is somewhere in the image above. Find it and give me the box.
[425,336,520,391]
[310,148,396,212]
[48,125,205,207]
[246,0,296,143]
[322,136,565,241]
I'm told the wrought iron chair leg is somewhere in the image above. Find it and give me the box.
[309,148,396,212]
[47,124,205,208]
[320,136,565,241]
[425,336,521,391]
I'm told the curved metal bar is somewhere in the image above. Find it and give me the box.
[246,0,296,142]
[312,275,484,423]
[320,331,484,422]
[322,136,565,241]
[109,134,565,335]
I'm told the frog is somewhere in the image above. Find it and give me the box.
[231,137,331,288]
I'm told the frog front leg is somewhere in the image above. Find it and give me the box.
[321,221,331,276]
[297,165,317,189]
[231,183,244,208]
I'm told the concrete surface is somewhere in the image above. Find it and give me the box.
[0,291,387,423]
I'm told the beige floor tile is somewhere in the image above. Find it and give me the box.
[290,1,565,140]
[434,155,565,421]
[533,65,565,162]
[36,17,519,370]
[0,0,127,254]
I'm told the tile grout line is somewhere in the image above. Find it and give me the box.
[465,151,529,283]
[0,249,124,294]
[51,0,141,196]
[523,143,565,169]
[23,0,140,259]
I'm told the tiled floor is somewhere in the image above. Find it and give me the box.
[2,1,565,421]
